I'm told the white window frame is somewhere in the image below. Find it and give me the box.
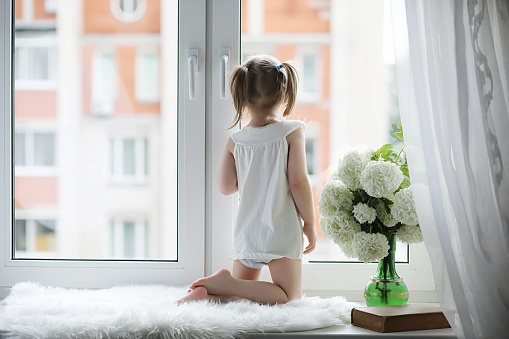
[136,47,160,103]
[298,47,321,103]
[14,125,57,176]
[14,209,58,259]
[91,48,117,116]
[110,219,147,259]
[108,136,148,184]
[2,0,436,302]
[14,36,57,91]
[1,0,206,292]
[208,1,436,302]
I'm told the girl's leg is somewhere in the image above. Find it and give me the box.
[186,258,302,304]
[267,257,303,300]
[232,259,262,280]
[176,260,261,305]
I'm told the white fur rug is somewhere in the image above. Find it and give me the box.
[0,282,358,339]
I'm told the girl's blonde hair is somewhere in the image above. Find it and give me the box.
[229,55,299,128]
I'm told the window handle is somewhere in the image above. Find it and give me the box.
[220,48,230,99]
[188,49,198,100]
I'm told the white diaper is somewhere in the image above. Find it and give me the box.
[239,258,271,269]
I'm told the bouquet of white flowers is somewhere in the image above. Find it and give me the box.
[318,126,423,263]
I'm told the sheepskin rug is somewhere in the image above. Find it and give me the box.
[0,282,358,339]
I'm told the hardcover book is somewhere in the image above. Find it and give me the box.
[351,304,450,333]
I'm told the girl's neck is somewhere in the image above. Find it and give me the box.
[247,107,282,128]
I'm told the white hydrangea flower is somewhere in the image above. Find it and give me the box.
[391,187,419,226]
[352,232,390,263]
[359,161,404,198]
[397,225,423,244]
[337,150,372,190]
[320,213,361,258]
[318,180,354,217]
[375,203,398,227]
[353,203,376,224]
[327,169,340,181]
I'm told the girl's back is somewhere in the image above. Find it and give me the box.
[231,120,304,261]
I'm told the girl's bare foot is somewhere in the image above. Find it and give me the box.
[189,269,235,296]
[175,286,208,305]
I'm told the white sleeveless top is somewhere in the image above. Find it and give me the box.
[230,120,305,261]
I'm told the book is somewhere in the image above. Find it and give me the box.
[351,304,451,333]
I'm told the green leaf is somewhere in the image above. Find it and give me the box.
[393,124,404,141]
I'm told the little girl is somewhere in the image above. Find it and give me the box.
[177,55,317,305]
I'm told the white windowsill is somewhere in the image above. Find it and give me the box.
[244,326,456,338]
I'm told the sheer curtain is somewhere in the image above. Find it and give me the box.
[391,0,509,338]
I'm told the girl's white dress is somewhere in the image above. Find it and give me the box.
[230,120,304,261]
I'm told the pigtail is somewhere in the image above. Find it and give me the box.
[229,66,249,129]
[280,62,299,117]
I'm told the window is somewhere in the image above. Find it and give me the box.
[110,220,147,259]
[111,0,147,23]
[299,52,319,102]
[1,0,435,301]
[15,219,57,256]
[14,42,57,89]
[109,137,148,183]
[15,131,56,168]
[136,50,160,102]
[44,0,58,14]
[1,0,208,288]
[92,51,116,115]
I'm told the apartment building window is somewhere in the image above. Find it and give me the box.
[44,0,58,14]
[110,220,148,259]
[14,45,57,86]
[111,0,147,23]
[299,53,319,102]
[92,51,116,115]
[305,137,318,186]
[15,219,56,254]
[136,51,160,102]
[15,131,56,168]
[109,137,148,183]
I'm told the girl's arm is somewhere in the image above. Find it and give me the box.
[217,137,238,195]
[286,127,317,254]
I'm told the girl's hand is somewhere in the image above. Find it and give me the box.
[303,223,317,254]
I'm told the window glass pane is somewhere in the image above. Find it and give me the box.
[241,0,408,263]
[15,220,27,251]
[123,221,136,258]
[29,48,50,81]
[305,138,315,176]
[138,53,159,101]
[301,54,317,95]
[122,138,136,176]
[13,0,178,261]
[35,220,56,251]
[14,133,25,166]
[33,133,55,166]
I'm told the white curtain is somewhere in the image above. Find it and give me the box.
[391,0,509,338]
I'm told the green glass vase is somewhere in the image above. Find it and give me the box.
[364,233,409,306]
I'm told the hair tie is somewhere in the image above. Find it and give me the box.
[275,64,283,72]
[244,67,248,72]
